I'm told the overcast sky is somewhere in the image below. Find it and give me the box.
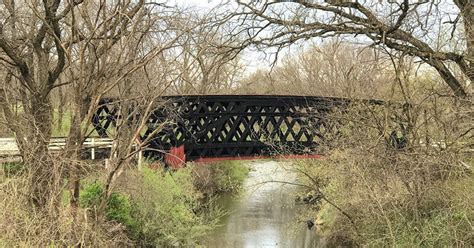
[170,0,233,10]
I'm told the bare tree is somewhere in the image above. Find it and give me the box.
[231,0,472,98]
[238,40,393,98]
[0,0,175,212]
[166,12,244,94]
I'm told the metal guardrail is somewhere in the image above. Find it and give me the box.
[0,137,114,160]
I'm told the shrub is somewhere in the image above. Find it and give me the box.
[79,182,135,231]
[2,162,24,177]
[106,193,135,230]
[192,161,249,195]
[297,152,473,247]
[79,182,103,209]
[115,166,220,246]
[213,161,249,192]
[1,176,129,246]
[292,97,473,246]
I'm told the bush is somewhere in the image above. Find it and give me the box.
[106,193,135,229]
[214,161,249,192]
[115,166,220,246]
[192,160,249,195]
[296,152,474,247]
[292,97,473,247]
[2,162,24,177]
[79,182,135,231]
[1,176,129,246]
[79,182,103,208]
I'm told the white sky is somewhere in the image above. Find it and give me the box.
[169,0,230,9]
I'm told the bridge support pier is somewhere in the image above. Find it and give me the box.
[164,145,186,169]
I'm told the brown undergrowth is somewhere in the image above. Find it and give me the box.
[293,95,473,247]
[0,169,131,247]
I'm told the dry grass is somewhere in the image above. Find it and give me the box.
[293,96,473,247]
[0,165,131,247]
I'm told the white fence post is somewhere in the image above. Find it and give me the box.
[91,138,95,160]
[113,141,117,158]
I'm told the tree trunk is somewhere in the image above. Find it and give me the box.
[20,96,58,209]
[67,114,82,219]
[455,0,474,85]
[57,86,65,132]
[463,3,474,83]
[66,90,91,219]
[429,59,469,97]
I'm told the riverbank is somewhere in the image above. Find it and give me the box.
[292,152,474,247]
[0,160,250,246]
[192,160,250,197]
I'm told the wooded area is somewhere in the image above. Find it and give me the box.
[0,0,472,246]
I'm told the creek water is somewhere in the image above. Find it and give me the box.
[201,160,320,248]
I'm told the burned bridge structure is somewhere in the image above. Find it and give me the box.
[92,95,383,166]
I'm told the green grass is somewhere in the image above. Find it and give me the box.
[51,110,72,137]
[51,109,104,137]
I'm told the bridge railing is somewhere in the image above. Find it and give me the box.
[0,137,114,160]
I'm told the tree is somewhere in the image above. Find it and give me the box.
[168,12,244,94]
[238,40,393,98]
[0,0,164,211]
[232,0,472,98]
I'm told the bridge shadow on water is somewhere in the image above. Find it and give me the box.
[201,160,323,248]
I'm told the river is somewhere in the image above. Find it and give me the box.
[201,160,321,247]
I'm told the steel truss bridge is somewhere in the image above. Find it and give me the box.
[92,95,384,167]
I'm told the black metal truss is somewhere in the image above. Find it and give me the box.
[92,95,382,160]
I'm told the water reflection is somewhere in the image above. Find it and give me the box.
[202,160,319,248]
